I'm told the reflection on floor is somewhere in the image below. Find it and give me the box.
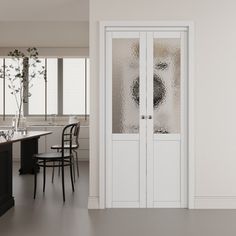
[1,162,236,236]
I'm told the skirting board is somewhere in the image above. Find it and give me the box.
[88,196,99,209]
[195,196,236,209]
[88,196,236,209]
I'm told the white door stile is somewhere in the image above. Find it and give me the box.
[139,32,147,208]
[180,31,188,207]
[105,32,113,208]
[146,32,154,208]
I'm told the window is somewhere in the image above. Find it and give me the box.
[63,58,85,115]
[47,59,58,115]
[5,58,22,115]
[28,58,58,115]
[0,57,89,119]
[28,58,46,115]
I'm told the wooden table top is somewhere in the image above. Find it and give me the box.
[0,131,52,145]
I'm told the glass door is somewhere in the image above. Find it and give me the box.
[106,31,147,208]
[147,31,187,208]
[105,29,187,208]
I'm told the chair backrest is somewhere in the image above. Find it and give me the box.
[61,122,80,157]
[73,121,80,147]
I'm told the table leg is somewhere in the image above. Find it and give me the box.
[0,143,15,216]
[19,137,39,175]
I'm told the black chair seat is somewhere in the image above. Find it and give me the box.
[34,152,72,160]
[51,144,78,150]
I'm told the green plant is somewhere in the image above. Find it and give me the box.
[0,47,45,126]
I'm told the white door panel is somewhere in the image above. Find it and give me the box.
[153,140,181,203]
[112,140,140,203]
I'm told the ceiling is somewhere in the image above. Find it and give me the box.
[0,0,89,21]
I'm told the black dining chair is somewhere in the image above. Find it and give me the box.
[33,122,80,202]
[51,121,80,183]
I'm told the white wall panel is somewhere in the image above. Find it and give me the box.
[112,140,140,204]
[28,127,46,154]
[153,140,180,203]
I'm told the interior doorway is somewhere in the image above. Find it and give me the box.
[99,22,194,208]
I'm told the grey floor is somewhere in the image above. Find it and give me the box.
[1,163,236,236]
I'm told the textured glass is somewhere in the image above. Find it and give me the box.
[153,38,180,134]
[112,39,140,133]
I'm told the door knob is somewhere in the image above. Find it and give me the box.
[141,115,146,119]
[148,115,152,119]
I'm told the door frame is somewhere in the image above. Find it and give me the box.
[99,21,195,209]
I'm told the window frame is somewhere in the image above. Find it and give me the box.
[0,57,90,120]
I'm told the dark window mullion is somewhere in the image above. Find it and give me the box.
[45,58,47,120]
[3,58,5,120]
[58,58,63,115]
[85,58,87,120]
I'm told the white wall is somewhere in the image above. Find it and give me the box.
[89,0,236,208]
[0,21,89,54]
[0,0,89,53]
[0,0,88,21]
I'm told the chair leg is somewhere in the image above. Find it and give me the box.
[51,161,55,183]
[58,162,61,177]
[57,150,61,177]
[75,150,79,178]
[61,161,65,202]
[43,160,46,193]
[70,158,75,192]
[72,154,76,183]
[34,159,37,199]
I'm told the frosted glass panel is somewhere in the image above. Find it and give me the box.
[112,39,139,133]
[153,38,180,134]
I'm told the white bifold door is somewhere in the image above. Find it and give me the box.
[105,28,187,208]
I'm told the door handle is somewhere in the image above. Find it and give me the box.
[148,115,152,119]
[141,115,146,119]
